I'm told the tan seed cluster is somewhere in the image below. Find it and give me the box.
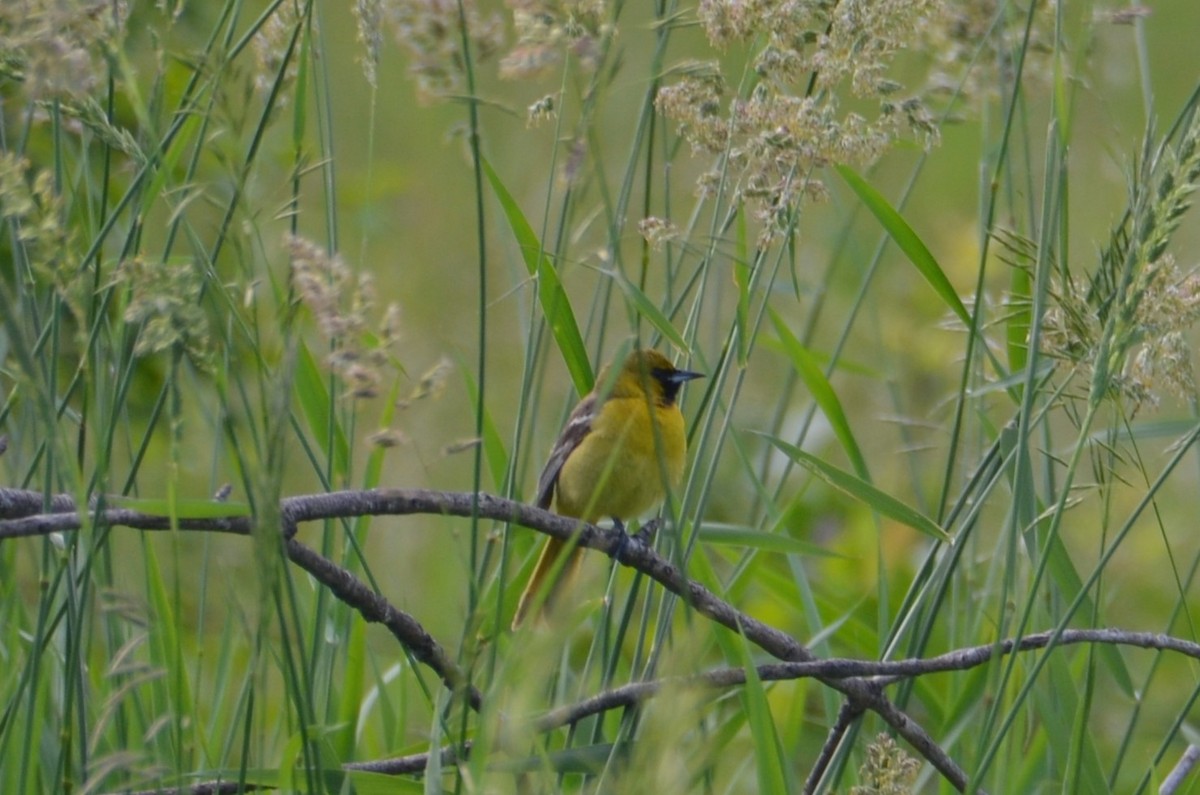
[286,234,403,400]
[658,0,942,244]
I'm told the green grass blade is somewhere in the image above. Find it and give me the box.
[835,164,969,325]
[333,619,367,764]
[1061,650,1108,795]
[346,770,427,793]
[734,210,751,365]
[758,434,949,541]
[1007,264,1032,377]
[109,496,251,518]
[481,157,592,393]
[294,340,349,477]
[734,624,792,794]
[699,523,842,557]
[458,355,509,491]
[613,271,690,352]
[769,308,870,481]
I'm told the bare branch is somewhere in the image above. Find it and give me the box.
[537,624,1200,730]
[337,619,1200,789]
[284,538,482,710]
[0,489,482,713]
[343,742,468,774]
[0,487,976,789]
[805,701,864,794]
[0,487,79,518]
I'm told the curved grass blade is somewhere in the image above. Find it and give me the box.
[295,340,350,477]
[769,308,870,482]
[836,164,969,325]
[612,270,690,352]
[699,523,843,558]
[482,157,592,393]
[458,354,508,490]
[758,434,949,541]
[734,618,792,794]
[108,496,251,518]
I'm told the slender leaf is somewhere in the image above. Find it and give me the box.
[734,620,791,795]
[109,496,251,518]
[612,271,690,352]
[482,157,592,393]
[699,524,843,557]
[294,340,350,477]
[759,434,949,541]
[458,355,509,490]
[769,308,870,481]
[836,164,969,325]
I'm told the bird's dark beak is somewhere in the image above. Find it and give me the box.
[669,369,704,384]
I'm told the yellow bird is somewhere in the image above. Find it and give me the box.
[512,349,704,628]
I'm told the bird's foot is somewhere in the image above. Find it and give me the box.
[634,517,662,546]
[609,518,661,564]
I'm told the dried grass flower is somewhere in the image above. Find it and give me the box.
[116,257,212,368]
[851,733,920,795]
[252,1,306,102]
[500,0,611,80]
[1035,112,1200,411]
[658,0,943,245]
[0,153,83,321]
[286,234,403,400]
[0,0,128,100]
[385,0,504,101]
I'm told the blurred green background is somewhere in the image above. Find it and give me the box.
[6,0,1200,791]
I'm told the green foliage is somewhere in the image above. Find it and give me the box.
[3,1,1200,794]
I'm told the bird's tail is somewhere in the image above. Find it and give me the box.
[512,537,583,629]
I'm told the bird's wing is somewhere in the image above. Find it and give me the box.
[535,393,597,510]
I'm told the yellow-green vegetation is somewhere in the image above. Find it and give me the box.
[2,1,1200,793]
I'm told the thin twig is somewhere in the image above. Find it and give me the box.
[284,538,482,710]
[336,617,1200,786]
[804,701,865,795]
[343,742,469,774]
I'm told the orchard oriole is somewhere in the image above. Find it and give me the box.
[512,349,703,628]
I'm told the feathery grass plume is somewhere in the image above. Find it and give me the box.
[0,153,86,324]
[920,0,1058,112]
[116,257,212,368]
[1098,6,1152,26]
[400,356,452,405]
[355,0,384,87]
[1038,112,1200,411]
[850,733,919,795]
[384,0,505,101]
[654,60,727,155]
[286,234,404,400]
[658,0,942,244]
[252,0,305,102]
[78,593,166,793]
[638,216,680,250]
[499,0,610,80]
[610,632,716,794]
[0,0,128,100]
[42,95,143,163]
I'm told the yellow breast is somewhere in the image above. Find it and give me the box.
[555,395,687,523]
